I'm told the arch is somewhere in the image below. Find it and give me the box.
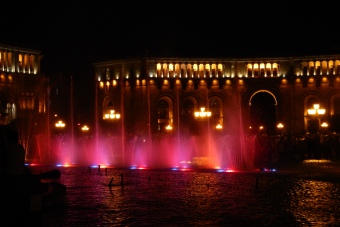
[102,96,118,119]
[181,96,198,116]
[249,90,277,134]
[249,90,277,106]
[180,95,200,135]
[209,96,223,128]
[303,94,324,133]
[303,93,323,116]
[156,95,174,132]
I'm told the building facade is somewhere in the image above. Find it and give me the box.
[0,44,48,161]
[94,55,340,137]
[91,54,340,167]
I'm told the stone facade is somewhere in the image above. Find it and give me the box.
[0,44,48,159]
[94,55,340,137]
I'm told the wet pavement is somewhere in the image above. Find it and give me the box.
[36,161,340,226]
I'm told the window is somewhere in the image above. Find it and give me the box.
[158,100,169,119]
[182,99,194,117]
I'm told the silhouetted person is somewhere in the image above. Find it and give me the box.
[4,130,26,177]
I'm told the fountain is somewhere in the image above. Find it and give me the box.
[24,76,267,171]
[27,106,262,171]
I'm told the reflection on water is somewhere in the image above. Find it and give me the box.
[290,180,340,226]
[39,164,340,226]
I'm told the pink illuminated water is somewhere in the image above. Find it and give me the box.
[30,132,258,171]
[27,77,260,170]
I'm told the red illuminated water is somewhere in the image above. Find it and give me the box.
[27,77,262,171]
[32,133,258,171]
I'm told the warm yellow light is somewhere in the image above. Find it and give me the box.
[104,110,120,120]
[277,123,284,129]
[194,107,212,118]
[308,104,325,115]
[165,125,172,131]
[321,122,328,128]
[82,125,89,131]
[200,112,207,117]
[55,120,65,128]
[318,109,325,115]
[216,124,222,129]
[308,109,316,115]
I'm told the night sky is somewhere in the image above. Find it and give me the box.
[1,0,339,121]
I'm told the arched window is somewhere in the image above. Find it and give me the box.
[209,98,220,118]
[182,99,194,117]
[157,98,172,132]
[158,99,169,119]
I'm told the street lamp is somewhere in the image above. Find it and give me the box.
[307,104,325,115]
[194,107,211,118]
[216,123,223,129]
[321,122,328,134]
[165,124,173,131]
[277,123,284,136]
[307,104,325,133]
[104,109,121,120]
[321,122,328,128]
[55,120,65,128]
[259,125,264,134]
[81,125,89,132]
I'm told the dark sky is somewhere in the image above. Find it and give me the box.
[2,1,339,71]
[1,0,339,121]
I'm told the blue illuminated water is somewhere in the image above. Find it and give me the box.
[38,161,340,226]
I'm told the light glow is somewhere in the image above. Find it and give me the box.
[104,110,121,120]
[307,104,325,115]
[321,122,328,128]
[194,107,212,118]
[277,123,284,129]
[81,125,89,131]
[55,120,65,128]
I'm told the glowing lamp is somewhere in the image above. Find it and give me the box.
[82,125,89,131]
[165,125,173,131]
[104,110,121,120]
[307,109,316,115]
[194,107,212,118]
[307,104,325,115]
[55,120,65,128]
[321,122,328,128]
[277,123,284,129]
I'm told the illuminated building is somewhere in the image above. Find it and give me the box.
[0,44,48,156]
[94,55,340,136]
